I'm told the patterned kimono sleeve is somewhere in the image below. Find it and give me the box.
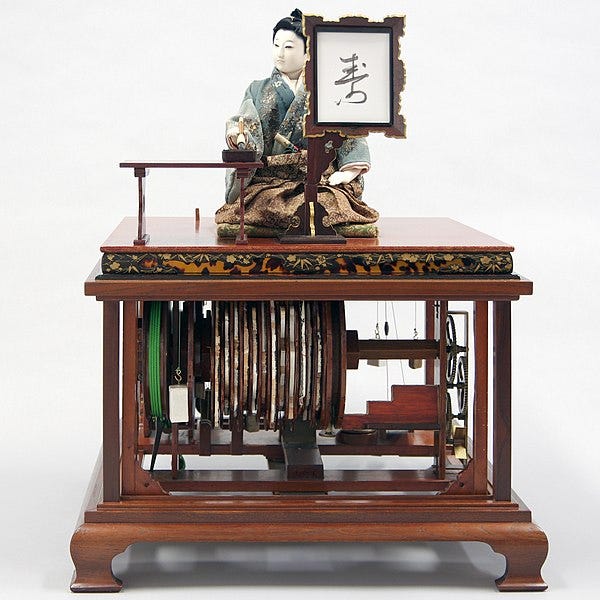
[224,84,265,203]
[336,136,371,173]
[225,84,265,156]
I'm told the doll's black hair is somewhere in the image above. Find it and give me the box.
[273,9,306,50]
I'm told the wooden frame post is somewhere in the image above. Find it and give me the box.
[493,300,512,501]
[133,168,148,245]
[121,300,138,494]
[102,301,120,502]
[473,301,489,494]
[435,301,447,479]
[424,301,435,385]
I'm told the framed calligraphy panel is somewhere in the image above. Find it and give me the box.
[303,15,405,138]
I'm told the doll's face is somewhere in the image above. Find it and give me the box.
[272,29,306,76]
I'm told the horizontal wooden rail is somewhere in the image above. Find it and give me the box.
[120,161,264,169]
[120,161,263,245]
[356,338,439,361]
[153,468,450,492]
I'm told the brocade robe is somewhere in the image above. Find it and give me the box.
[216,69,378,233]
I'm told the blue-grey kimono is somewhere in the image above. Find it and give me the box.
[216,69,378,233]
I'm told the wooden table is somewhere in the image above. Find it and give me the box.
[70,217,547,592]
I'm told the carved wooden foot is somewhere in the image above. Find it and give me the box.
[487,523,548,592]
[69,513,548,592]
[70,523,129,592]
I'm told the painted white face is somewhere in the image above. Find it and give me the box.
[272,29,306,77]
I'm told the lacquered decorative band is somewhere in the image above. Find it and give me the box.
[102,251,513,276]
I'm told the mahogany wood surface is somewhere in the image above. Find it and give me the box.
[135,428,438,457]
[88,496,530,524]
[436,301,448,479]
[101,216,514,252]
[494,301,512,501]
[282,446,324,480]
[354,338,439,362]
[473,301,489,494]
[71,520,548,593]
[151,468,449,492]
[342,385,438,428]
[425,301,435,385]
[121,301,137,495]
[102,302,120,502]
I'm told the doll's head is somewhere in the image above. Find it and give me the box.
[272,9,306,77]
[273,9,306,47]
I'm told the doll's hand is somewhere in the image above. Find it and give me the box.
[226,128,248,149]
[328,167,362,186]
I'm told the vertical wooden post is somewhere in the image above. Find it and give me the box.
[305,136,343,224]
[230,417,244,455]
[102,301,120,502]
[171,423,180,476]
[235,171,249,245]
[133,167,149,245]
[473,301,489,494]
[186,301,195,442]
[435,301,448,479]
[493,301,512,501]
[280,134,345,242]
[121,300,138,494]
[425,301,435,385]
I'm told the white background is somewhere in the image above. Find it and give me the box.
[1,1,599,598]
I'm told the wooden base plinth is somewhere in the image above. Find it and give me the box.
[70,464,548,592]
[70,520,547,593]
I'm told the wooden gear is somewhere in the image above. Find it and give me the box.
[70,216,548,592]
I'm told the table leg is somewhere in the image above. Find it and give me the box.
[473,301,489,493]
[121,301,138,494]
[102,301,120,502]
[493,301,512,501]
